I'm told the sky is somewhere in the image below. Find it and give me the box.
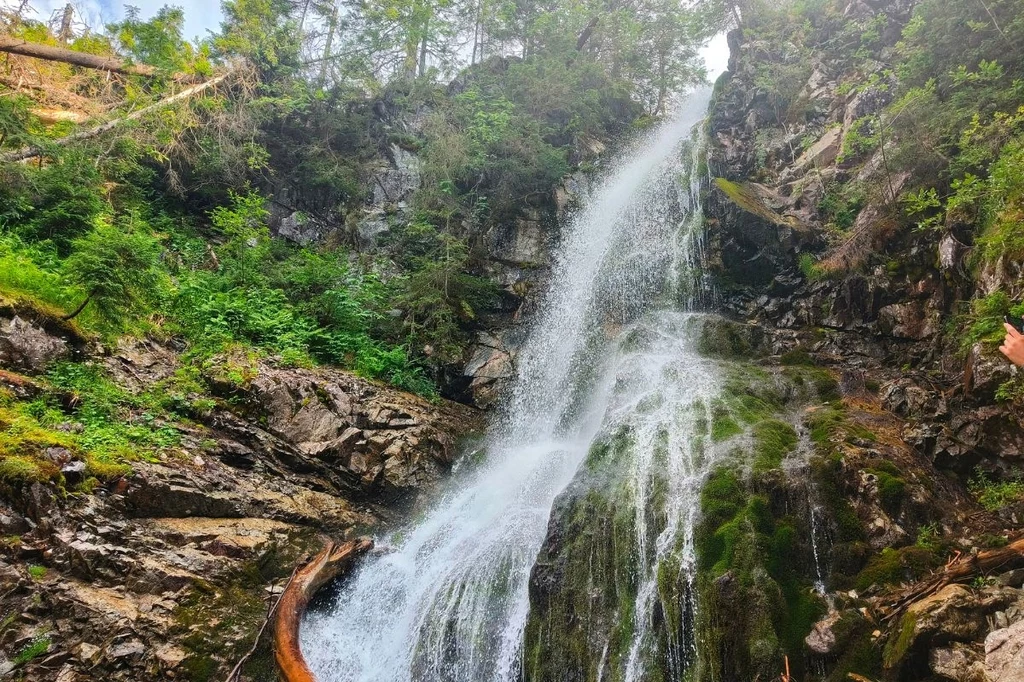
[10,0,224,43]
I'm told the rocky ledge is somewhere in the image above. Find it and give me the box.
[0,312,481,681]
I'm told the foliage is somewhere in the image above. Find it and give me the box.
[960,291,1024,352]
[970,469,1024,511]
[12,635,50,666]
[63,217,164,325]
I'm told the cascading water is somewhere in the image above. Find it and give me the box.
[302,86,721,682]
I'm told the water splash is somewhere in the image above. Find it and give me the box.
[301,88,717,682]
[809,504,836,612]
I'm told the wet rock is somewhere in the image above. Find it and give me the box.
[463,332,515,408]
[965,343,1016,401]
[881,379,948,419]
[106,639,145,660]
[485,211,548,265]
[806,610,843,654]
[0,315,68,372]
[60,461,87,486]
[894,585,1020,666]
[371,145,421,205]
[707,178,818,286]
[878,301,939,340]
[794,126,843,171]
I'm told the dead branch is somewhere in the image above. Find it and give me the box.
[0,36,160,77]
[0,74,94,110]
[274,538,373,682]
[1,69,235,162]
[884,537,1024,622]
[225,563,303,682]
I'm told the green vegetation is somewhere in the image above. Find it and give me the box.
[12,635,50,666]
[854,546,940,592]
[970,469,1024,511]
[751,419,798,472]
[695,467,825,682]
[0,359,220,486]
[27,564,46,580]
[0,1,727,401]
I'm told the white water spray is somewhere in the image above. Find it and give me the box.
[302,88,718,682]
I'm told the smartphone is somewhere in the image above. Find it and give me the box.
[1005,315,1024,332]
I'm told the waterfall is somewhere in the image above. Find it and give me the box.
[302,87,719,682]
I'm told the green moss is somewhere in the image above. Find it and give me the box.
[825,613,883,682]
[714,178,791,227]
[27,564,46,580]
[696,317,763,359]
[854,547,941,592]
[751,420,798,472]
[782,366,840,402]
[0,455,54,483]
[882,611,917,669]
[871,470,907,513]
[711,407,743,442]
[779,349,814,366]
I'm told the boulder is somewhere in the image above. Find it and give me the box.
[986,618,1024,682]
[486,211,548,265]
[929,643,985,682]
[889,585,1020,667]
[877,301,939,340]
[0,315,68,372]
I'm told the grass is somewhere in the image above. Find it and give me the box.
[0,234,101,333]
[0,359,201,487]
[970,469,1024,511]
[12,635,50,665]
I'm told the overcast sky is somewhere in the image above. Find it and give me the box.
[10,1,224,43]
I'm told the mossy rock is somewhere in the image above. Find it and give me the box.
[696,317,768,359]
[713,178,793,228]
[854,546,942,592]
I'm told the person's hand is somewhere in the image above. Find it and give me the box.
[1000,322,1024,367]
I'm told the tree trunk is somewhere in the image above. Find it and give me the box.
[62,291,93,321]
[886,537,1024,621]
[0,37,161,77]
[58,3,73,45]
[418,15,430,78]
[274,538,373,682]
[318,2,339,86]
[576,17,600,51]
[1,69,234,163]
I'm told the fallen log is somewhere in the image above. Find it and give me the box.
[0,69,234,163]
[274,538,373,682]
[885,536,1024,621]
[0,36,159,77]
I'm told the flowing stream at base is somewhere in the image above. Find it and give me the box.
[303,87,720,682]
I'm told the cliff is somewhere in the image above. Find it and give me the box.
[698,0,1024,680]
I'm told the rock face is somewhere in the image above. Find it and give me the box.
[701,2,1024,681]
[986,619,1024,682]
[0,315,69,371]
[0,325,481,681]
